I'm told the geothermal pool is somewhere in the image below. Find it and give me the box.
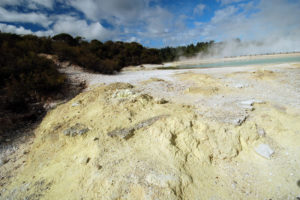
[178,54,300,69]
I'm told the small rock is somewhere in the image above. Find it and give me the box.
[240,104,255,111]
[78,128,89,135]
[23,150,29,155]
[80,156,90,165]
[107,115,168,139]
[234,83,246,88]
[53,124,62,131]
[63,123,89,137]
[72,102,80,107]
[240,100,255,106]
[239,99,265,111]
[96,164,102,170]
[138,94,153,102]
[155,98,168,104]
[231,183,236,189]
[232,115,248,126]
[257,128,266,137]
[107,128,135,139]
[112,89,135,99]
[240,99,265,106]
[255,144,274,159]
[43,102,58,110]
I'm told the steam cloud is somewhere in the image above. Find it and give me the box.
[192,0,300,58]
[204,38,300,58]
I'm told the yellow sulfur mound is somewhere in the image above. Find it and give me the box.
[1,83,300,200]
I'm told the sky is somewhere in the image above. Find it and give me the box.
[0,0,300,48]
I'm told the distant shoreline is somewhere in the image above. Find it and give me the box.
[169,52,300,66]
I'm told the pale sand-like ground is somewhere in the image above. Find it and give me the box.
[1,56,300,200]
[56,52,300,86]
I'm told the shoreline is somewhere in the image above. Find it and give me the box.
[170,52,300,66]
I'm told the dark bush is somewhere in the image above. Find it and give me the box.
[0,33,67,136]
[52,33,78,46]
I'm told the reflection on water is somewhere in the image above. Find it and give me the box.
[178,56,300,69]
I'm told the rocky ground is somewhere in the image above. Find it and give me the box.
[0,59,300,200]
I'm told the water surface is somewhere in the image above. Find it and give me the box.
[178,55,300,69]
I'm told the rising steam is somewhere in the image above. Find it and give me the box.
[204,37,300,58]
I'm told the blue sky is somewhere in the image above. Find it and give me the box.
[0,0,299,48]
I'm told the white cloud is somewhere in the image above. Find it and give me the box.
[126,36,141,43]
[30,0,54,9]
[0,15,112,41]
[52,16,112,40]
[0,23,33,35]
[216,0,246,5]
[0,0,187,45]
[143,6,173,36]
[0,7,51,27]
[67,0,179,42]
[0,0,54,9]
[69,0,174,31]
[211,6,238,23]
[193,4,206,16]
[0,23,53,36]
[0,0,20,6]
[68,0,146,24]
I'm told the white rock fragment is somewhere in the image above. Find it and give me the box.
[234,83,248,88]
[44,102,59,110]
[72,102,80,107]
[240,100,255,106]
[232,115,248,126]
[112,89,135,99]
[240,99,265,106]
[255,144,274,159]
[240,104,254,111]
[257,128,266,137]
[239,99,265,111]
